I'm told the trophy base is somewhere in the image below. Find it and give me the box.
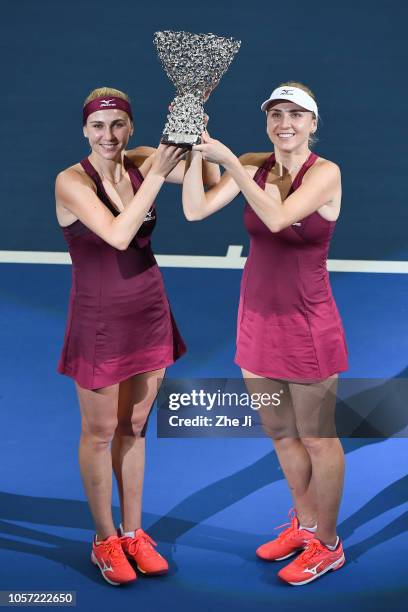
[161,132,201,148]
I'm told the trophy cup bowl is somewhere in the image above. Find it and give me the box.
[153,30,241,147]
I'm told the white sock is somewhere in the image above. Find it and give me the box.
[299,523,317,533]
[325,536,339,550]
[95,534,111,544]
[119,523,135,538]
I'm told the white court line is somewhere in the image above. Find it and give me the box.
[0,247,407,273]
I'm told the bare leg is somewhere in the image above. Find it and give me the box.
[241,369,317,527]
[111,368,165,533]
[274,438,318,527]
[76,382,119,540]
[290,376,344,546]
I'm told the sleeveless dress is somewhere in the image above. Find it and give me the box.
[57,155,186,390]
[234,152,348,382]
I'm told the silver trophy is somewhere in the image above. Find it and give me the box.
[153,30,241,147]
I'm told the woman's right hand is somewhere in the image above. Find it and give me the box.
[150,143,187,178]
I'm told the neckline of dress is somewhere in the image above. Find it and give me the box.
[83,155,139,215]
[264,151,316,190]
[256,151,335,225]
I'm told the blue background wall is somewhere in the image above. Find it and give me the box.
[1,3,407,609]
[1,0,406,259]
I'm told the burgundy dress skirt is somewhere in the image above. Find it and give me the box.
[57,156,186,390]
[234,152,348,382]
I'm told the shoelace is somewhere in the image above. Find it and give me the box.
[273,507,298,540]
[127,531,157,557]
[100,540,125,566]
[297,539,322,565]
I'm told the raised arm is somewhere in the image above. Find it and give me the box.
[126,143,221,187]
[194,136,341,232]
[182,149,243,220]
[56,145,185,250]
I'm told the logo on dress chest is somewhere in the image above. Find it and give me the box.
[143,208,156,223]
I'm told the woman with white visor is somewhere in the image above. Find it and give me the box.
[182,82,348,586]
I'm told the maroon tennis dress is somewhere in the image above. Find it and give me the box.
[58,155,186,390]
[235,152,348,382]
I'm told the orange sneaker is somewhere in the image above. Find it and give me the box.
[91,535,137,586]
[120,528,169,575]
[256,508,315,561]
[278,537,345,585]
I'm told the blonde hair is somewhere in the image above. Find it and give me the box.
[83,87,130,107]
[276,81,318,146]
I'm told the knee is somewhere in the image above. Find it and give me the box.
[81,418,118,446]
[116,405,152,438]
[262,421,298,441]
[272,437,301,452]
[301,436,339,455]
[116,419,144,438]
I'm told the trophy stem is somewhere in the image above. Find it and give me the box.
[161,93,205,148]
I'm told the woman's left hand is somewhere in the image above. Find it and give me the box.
[193,132,235,166]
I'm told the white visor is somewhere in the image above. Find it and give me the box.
[261,86,318,118]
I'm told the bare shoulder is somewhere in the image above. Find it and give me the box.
[238,151,270,167]
[56,162,94,191]
[238,152,270,179]
[307,156,341,180]
[126,145,156,167]
[55,163,96,227]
